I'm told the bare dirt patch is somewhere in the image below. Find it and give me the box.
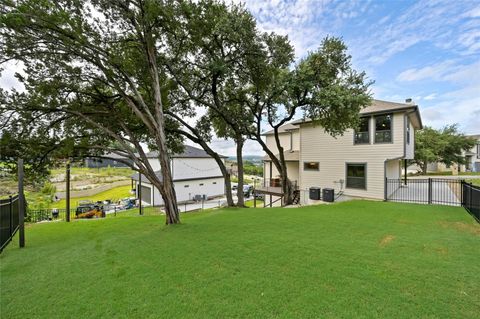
[379,235,396,247]
[438,221,480,236]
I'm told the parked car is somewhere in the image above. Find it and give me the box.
[243,185,253,197]
[254,192,264,200]
[119,198,136,210]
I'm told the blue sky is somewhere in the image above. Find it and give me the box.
[1,0,479,156]
[220,0,480,155]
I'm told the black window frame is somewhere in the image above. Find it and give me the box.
[374,113,393,143]
[477,144,480,159]
[354,117,370,145]
[345,163,367,190]
[406,117,411,145]
[303,162,320,171]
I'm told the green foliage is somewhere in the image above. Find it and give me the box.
[243,160,263,176]
[413,125,476,173]
[40,182,56,196]
[1,201,478,318]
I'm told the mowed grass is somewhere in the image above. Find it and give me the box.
[53,185,133,209]
[1,201,479,318]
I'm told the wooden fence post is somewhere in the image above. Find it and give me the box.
[66,161,71,222]
[18,159,25,248]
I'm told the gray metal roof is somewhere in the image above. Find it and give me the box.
[145,145,227,159]
[131,171,163,182]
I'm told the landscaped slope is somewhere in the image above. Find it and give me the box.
[1,201,479,318]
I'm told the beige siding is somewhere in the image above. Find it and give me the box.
[265,130,300,154]
[299,113,405,199]
[405,117,415,159]
[385,159,401,197]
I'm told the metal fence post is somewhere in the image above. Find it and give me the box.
[9,195,13,238]
[428,178,432,205]
[66,162,71,222]
[18,159,25,248]
[384,178,388,201]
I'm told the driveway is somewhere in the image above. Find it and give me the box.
[409,175,480,180]
[389,179,461,206]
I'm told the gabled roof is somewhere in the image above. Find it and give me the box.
[262,150,300,162]
[289,99,423,129]
[131,171,163,182]
[145,145,227,159]
[262,123,299,136]
[467,134,480,140]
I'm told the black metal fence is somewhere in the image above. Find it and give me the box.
[462,182,480,222]
[386,178,462,206]
[26,208,77,223]
[0,195,20,252]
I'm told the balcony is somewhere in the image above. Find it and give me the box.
[254,178,298,195]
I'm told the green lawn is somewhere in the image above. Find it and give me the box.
[422,171,480,176]
[466,178,480,187]
[53,185,133,209]
[245,199,264,207]
[1,201,479,318]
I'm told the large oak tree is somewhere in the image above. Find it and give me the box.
[1,0,183,223]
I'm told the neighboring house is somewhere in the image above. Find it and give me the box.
[419,134,480,174]
[84,153,132,168]
[131,145,226,206]
[260,99,423,203]
[460,134,480,173]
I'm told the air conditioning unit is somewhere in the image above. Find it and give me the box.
[309,187,321,200]
[322,188,334,202]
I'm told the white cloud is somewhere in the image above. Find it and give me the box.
[423,93,437,100]
[353,0,480,64]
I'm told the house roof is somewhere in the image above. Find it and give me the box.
[131,171,163,182]
[287,99,423,129]
[262,123,299,136]
[144,145,227,159]
[467,134,480,140]
[262,150,300,162]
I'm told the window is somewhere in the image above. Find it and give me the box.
[213,182,217,184]
[346,164,366,189]
[375,114,392,143]
[199,183,204,186]
[406,117,411,144]
[304,162,319,171]
[184,185,189,188]
[477,144,480,159]
[354,117,370,144]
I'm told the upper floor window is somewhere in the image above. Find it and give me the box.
[375,114,392,143]
[406,117,411,144]
[477,144,480,159]
[354,117,370,144]
[304,162,319,171]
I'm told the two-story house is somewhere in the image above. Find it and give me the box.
[261,99,423,204]
[131,145,226,206]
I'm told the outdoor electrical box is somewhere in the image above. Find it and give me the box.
[309,187,321,200]
[322,188,335,202]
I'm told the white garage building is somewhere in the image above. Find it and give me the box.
[131,145,226,206]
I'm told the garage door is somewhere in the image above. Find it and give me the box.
[140,185,151,204]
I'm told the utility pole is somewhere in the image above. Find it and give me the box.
[66,161,71,222]
[18,158,25,248]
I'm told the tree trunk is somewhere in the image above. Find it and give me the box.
[422,161,428,175]
[236,135,245,207]
[273,127,293,205]
[144,29,180,224]
[157,155,180,224]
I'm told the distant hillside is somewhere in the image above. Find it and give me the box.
[228,155,263,164]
